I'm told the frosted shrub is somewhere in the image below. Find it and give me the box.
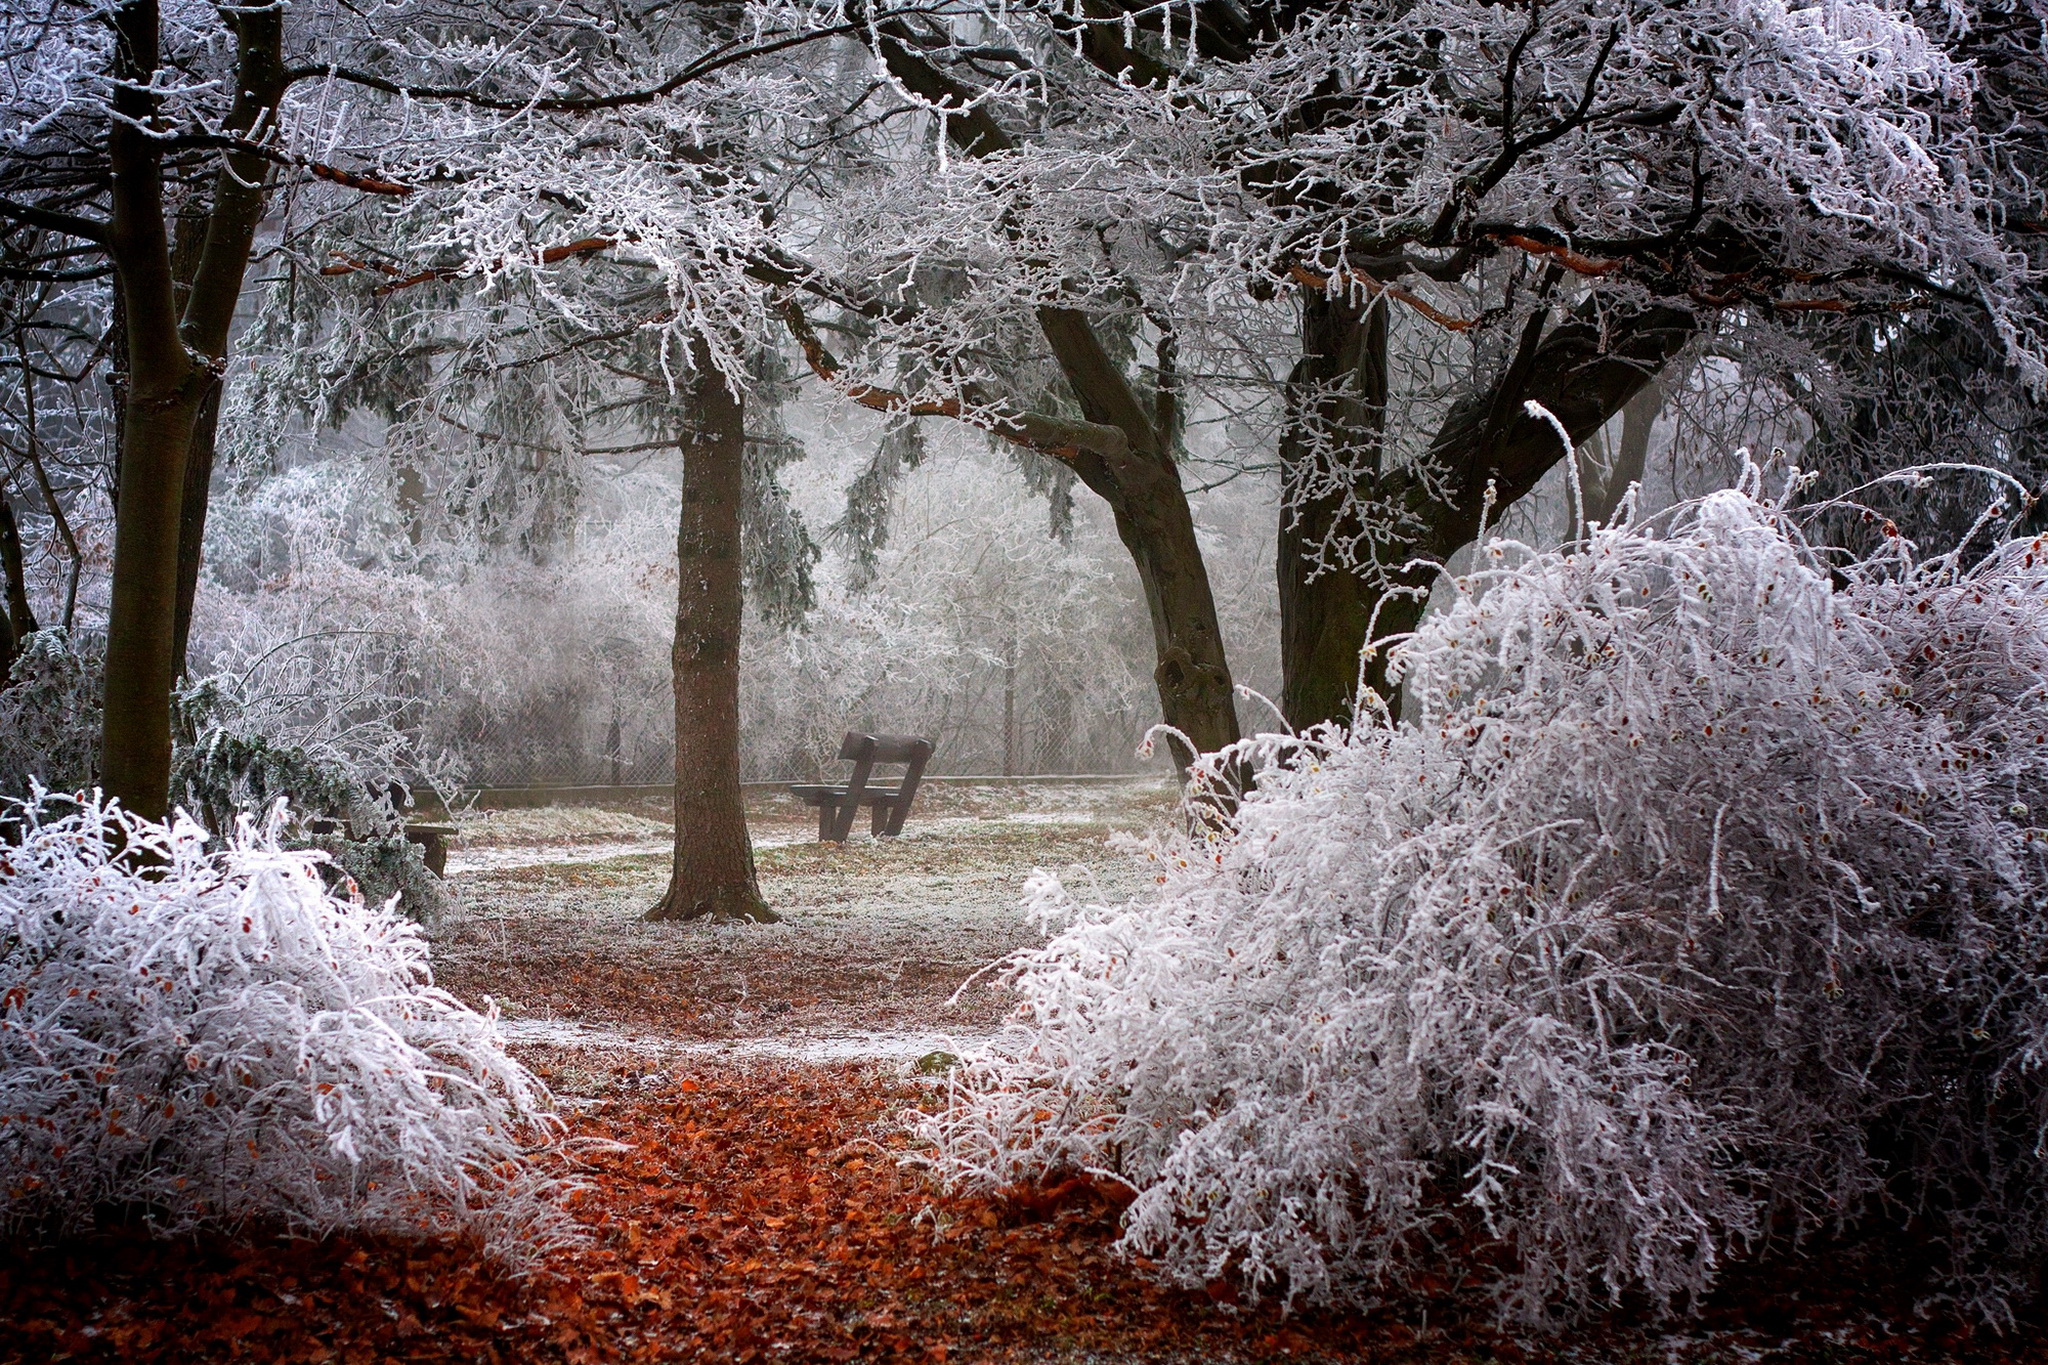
[918,475,2048,1323]
[172,679,454,923]
[0,793,563,1253]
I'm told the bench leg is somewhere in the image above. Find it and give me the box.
[817,803,837,842]
[885,799,914,837]
[404,828,448,876]
[829,799,859,843]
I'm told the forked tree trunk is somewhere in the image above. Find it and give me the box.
[1276,291,1695,729]
[646,346,775,923]
[99,0,281,819]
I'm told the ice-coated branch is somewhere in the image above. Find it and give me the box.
[779,294,1132,461]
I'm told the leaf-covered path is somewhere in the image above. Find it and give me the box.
[6,1062,2042,1365]
[4,783,2046,1363]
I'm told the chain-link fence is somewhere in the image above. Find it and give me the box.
[441,651,1168,791]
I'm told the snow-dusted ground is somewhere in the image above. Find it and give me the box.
[445,832,822,874]
[433,779,1176,1092]
[445,840,675,874]
[443,811,1122,874]
[497,1015,988,1063]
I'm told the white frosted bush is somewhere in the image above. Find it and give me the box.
[0,793,564,1253]
[917,474,2048,1323]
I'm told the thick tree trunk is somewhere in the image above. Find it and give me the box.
[646,347,775,923]
[1277,293,1389,731]
[101,0,203,820]
[97,0,281,819]
[1277,292,1695,728]
[101,383,203,819]
[1034,307,1239,768]
[0,494,35,676]
[1099,473,1240,766]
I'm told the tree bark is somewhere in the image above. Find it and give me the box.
[646,344,775,923]
[1277,292,1389,731]
[1033,308,1240,768]
[168,379,221,681]
[168,199,222,683]
[1277,293,1695,729]
[0,493,35,676]
[98,0,282,819]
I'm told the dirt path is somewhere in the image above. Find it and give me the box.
[430,780,1177,1095]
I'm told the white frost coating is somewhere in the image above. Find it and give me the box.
[0,795,567,1255]
[916,473,2048,1323]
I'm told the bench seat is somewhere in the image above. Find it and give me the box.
[404,822,459,876]
[790,784,909,804]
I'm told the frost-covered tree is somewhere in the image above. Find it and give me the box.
[1206,0,2039,724]
[761,0,2043,739]
[218,0,867,916]
[764,18,1251,767]
[0,0,502,816]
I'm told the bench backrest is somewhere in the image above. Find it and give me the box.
[839,731,934,766]
[839,732,935,829]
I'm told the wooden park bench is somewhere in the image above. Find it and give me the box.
[301,816,458,876]
[791,732,936,842]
